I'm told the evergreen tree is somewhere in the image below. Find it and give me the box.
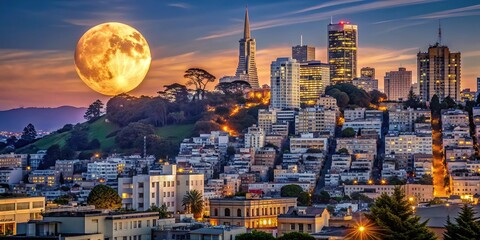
[444,204,480,240]
[364,187,436,240]
[87,185,122,210]
[84,99,104,121]
[21,123,37,142]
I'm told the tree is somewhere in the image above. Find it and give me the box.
[369,90,387,105]
[444,204,480,240]
[184,68,216,100]
[53,194,73,205]
[314,191,331,204]
[182,189,204,219]
[298,192,312,206]
[364,187,436,240]
[66,125,89,151]
[87,185,122,210]
[341,127,356,137]
[168,111,185,124]
[281,184,303,197]
[278,232,315,240]
[88,138,101,149]
[59,172,65,185]
[84,99,104,121]
[236,230,275,240]
[21,123,37,142]
[430,94,441,115]
[337,148,349,154]
[148,204,170,218]
[40,144,62,169]
[158,83,189,103]
[116,122,155,149]
[417,175,433,185]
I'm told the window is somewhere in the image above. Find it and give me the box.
[119,222,123,230]
[177,180,180,186]
[225,208,231,216]
[291,224,295,230]
[0,203,15,211]
[151,182,155,188]
[153,219,157,227]
[138,193,143,198]
[133,221,137,228]
[152,193,155,198]
[299,224,304,232]
[114,223,118,231]
[167,181,170,187]
[147,220,150,227]
[172,192,174,197]
[185,180,189,186]
[138,221,142,228]
[32,201,44,209]
[214,208,218,216]
[16,202,30,210]
[308,224,312,231]
[138,182,144,188]
[237,209,242,217]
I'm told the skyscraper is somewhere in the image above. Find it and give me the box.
[270,57,300,109]
[292,44,315,63]
[384,67,412,101]
[299,61,330,105]
[417,28,460,101]
[477,77,480,92]
[328,21,358,83]
[235,8,259,89]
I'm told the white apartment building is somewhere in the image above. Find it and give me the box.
[450,173,480,197]
[441,109,469,130]
[258,109,277,134]
[344,108,365,121]
[385,132,432,156]
[290,133,328,153]
[316,95,338,111]
[295,106,336,136]
[336,137,377,154]
[29,170,58,186]
[344,184,434,202]
[0,168,22,184]
[342,119,382,136]
[274,165,317,185]
[244,125,265,149]
[84,160,125,181]
[331,154,352,171]
[248,182,312,194]
[388,108,431,132]
[118,164,204,212]
[270,57,300,109]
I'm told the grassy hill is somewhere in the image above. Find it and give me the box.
[18,116,194,154]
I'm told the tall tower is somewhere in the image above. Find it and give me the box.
[270,57,300,109]
[417,25,461,101]
[328,21,358,83]
[235,8,260,88]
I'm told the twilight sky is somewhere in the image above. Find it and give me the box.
[1,0,479,110]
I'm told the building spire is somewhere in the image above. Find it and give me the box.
[437,20,442,45]
[244,6,250,39]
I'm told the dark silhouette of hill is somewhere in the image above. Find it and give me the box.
[0,106,86,132]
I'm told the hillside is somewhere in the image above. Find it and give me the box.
[18,116,194,155]
[0,106,86,132]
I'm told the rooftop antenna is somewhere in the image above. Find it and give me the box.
[438,20,442,45]
[300,35,303,46]
[330,16,333,24]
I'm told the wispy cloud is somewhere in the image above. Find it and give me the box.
[413,4,480,19]
[197,0,441,40]
[288,0,364,15]
[167,3,191,9]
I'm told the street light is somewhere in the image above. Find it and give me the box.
[359,226,365,232]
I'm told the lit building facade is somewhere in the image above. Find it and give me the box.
[417,44,461,101]
[0,196,44,235]
[270,57,300,109]
[209,196,297,229]
[295,106,336,136]
[360,67,375,79]
[235,8,259,88]
[384,67,412,101]
[299,61,330,105]
[328,21,358,82]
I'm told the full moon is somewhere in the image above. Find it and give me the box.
[74,22,151,95]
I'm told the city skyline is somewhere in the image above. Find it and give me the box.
[1,0,480,110]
